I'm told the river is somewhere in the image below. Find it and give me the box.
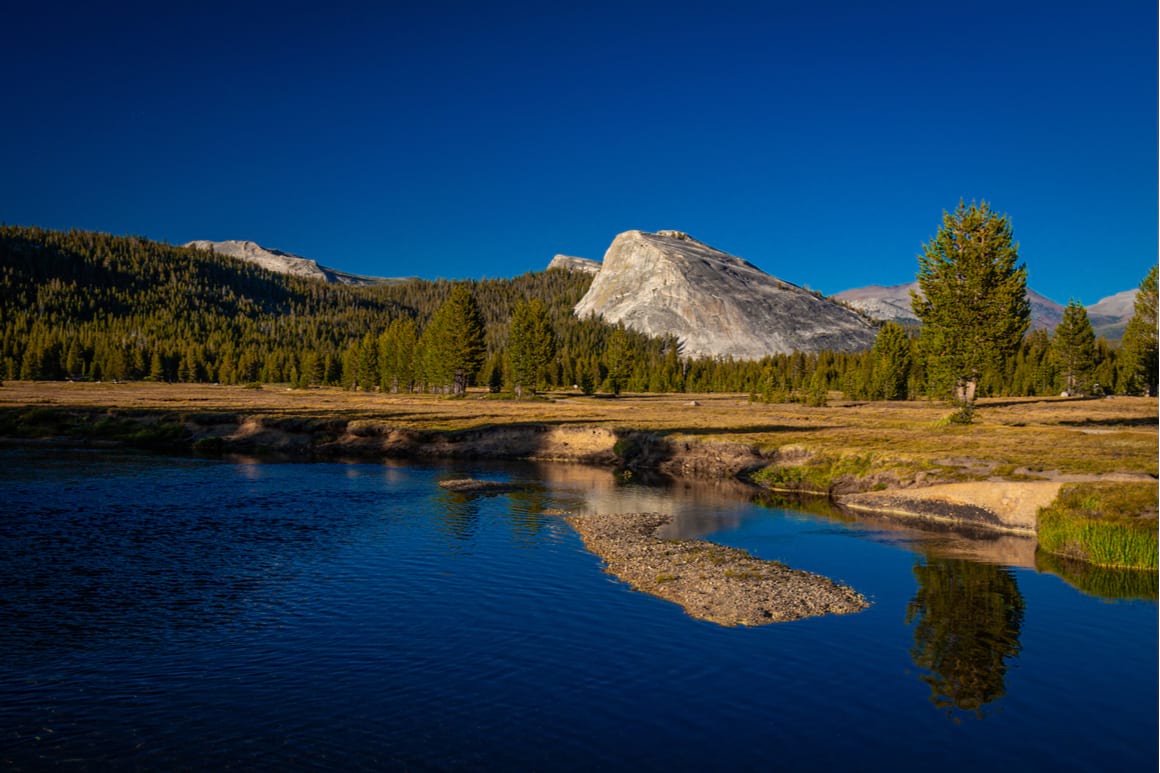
[1,448,1155,770]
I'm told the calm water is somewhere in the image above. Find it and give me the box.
[1,448,1155,771]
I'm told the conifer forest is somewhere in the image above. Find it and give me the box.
[2,225,1154,402]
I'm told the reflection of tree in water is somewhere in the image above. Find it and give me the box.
[435,492,481,542]
[905,558,1025,720]
[505,487,551,540]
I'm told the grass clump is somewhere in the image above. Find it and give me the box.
[1037,482,1158,570]
[752,452,877,494]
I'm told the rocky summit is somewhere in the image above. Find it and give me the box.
[547,254,601,274]
[573,230,878,359]
[184,240,402,286]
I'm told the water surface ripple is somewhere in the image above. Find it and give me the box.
[1,449,1155,770]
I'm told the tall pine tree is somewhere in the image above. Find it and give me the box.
[911,200,1030,414]
[425,285,486,395]
[508,298,556,398]
[1051,300,1096,395]
[1119,265,1158,396]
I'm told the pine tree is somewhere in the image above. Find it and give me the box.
[149,350,166,381]
[424,286,486,395]
[378,318,418,393]
[1051,300,1096,395]
[356,332,379,391]
[603,326,633,396]
[1119,265,1158,396]
[508,298,556,397]
[871,322,912,400]
[912,200,1030,415]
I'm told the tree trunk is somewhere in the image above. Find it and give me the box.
[954,378,977,405]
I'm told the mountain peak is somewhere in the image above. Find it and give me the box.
[547,254,601,274]
[834,282,1138,339]
[184,239,406,286]
[574,230,876,359]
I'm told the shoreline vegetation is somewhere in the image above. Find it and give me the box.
[2,381,1156,575]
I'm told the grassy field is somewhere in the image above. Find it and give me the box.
[2,380,1155,479]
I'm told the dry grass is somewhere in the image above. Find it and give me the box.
[1,381,1156,478]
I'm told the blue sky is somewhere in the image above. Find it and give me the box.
[2,1,1155,303]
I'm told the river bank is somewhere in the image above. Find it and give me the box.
[2,381,1155,560]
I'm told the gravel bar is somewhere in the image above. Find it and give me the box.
[566,511,869,626]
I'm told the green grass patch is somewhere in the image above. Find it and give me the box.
[751,452,878,494]
[1037,482,1158,570]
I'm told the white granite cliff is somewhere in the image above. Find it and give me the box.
[574,230,877,359]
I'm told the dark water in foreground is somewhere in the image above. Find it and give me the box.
[1,449,1156,770]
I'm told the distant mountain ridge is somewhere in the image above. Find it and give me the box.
[191,236,1138,346]
[184,239,409,286]
[833,281,1137,340]
[573,230,877,358]
[547,254,601,274]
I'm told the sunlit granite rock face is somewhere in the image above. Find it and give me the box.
[184,240,401,285]
[573,230,877,359]
[547,254,601,274]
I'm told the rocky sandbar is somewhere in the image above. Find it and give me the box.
[566,511,868,626]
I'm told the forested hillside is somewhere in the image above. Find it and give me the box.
[0,225,679,391]
[2,225,1149,400]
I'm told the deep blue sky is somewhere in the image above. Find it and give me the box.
[2,1,1155,303]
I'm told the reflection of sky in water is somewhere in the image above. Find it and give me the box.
[0,449,1154,771]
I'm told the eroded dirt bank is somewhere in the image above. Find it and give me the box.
[566,511,869,626]
[4,404,1152,535]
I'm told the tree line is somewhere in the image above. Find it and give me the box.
[2,222,1155,403]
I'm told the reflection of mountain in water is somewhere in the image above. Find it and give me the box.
[531,463,759,539]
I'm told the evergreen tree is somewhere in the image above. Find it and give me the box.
[378,318,418,393]
[508,298,556,397]
[1051,300,1096,395]
[871,322,912,400]
[1119,265,1158,396]
[483,351,505,393]
[340,342,359,389]
[912,200,1030,415]
[425,285,486,395]
[148,350,166,382]
[1091,338,1116,396]
[603,326,633,396]
[355,332,379,390]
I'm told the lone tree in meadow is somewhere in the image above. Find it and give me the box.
[911,200,1030,414]
[1051,300,1096,395]
[508,298,556,397]
[1119,265,1158,396]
